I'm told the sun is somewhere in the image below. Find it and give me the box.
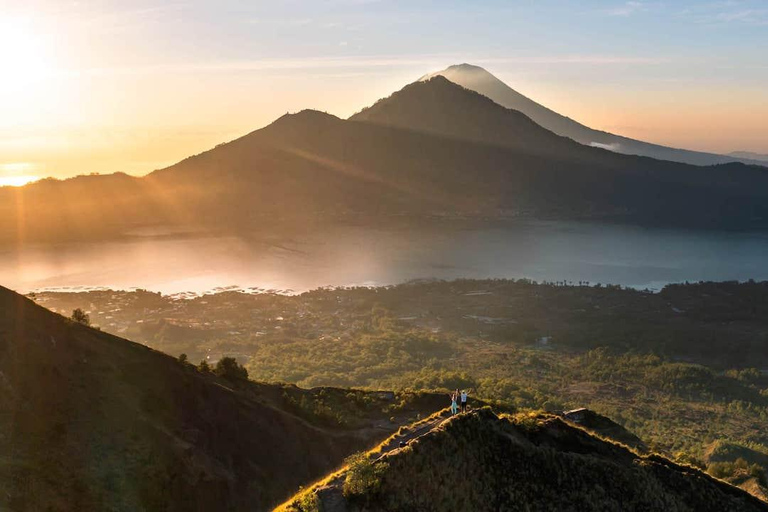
[0,175,39,187]
[0,17,52,94]
[0,163,40,187]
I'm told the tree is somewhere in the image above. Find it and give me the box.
[214,356,249,381]
[198,360,211,373]
[71,308,91,326]
[178,353,188,364]
[342,451,387,498]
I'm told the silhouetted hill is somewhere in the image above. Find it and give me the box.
[424,64,765,167]
[4,76,768,244]
[283,409,768,512]
[0,286,440,511]
[350,76,768,228]
[351,76,578,154]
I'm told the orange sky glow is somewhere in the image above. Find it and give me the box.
[2,2,767,181]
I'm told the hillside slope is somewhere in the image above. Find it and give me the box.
[423,64,764,167]
[285,409,768,512]
[0,285,437,511]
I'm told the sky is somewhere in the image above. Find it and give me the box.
[1,0,767,184]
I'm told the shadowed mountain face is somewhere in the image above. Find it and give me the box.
[284,409,768,512]
[3,75,768,245]
[0,285,435,511]
[423,64,764,167]
[349,76,768,227]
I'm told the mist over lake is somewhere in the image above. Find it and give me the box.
[4,221,768,295]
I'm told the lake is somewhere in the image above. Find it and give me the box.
[2,221,768,294]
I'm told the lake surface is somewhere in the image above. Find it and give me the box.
[2,221,768,294]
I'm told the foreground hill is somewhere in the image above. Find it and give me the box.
[4,75,768,243]
[0,285,441,511]
[284,409,768,512]
[424,64,764,167]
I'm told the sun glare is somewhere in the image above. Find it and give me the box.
[0,17,52,94]
[0,163,40,187]
[0,175,39,187]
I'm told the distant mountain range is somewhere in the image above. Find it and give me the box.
[730,151,768,163]
[3,69,768,244]
[424,64,766,167]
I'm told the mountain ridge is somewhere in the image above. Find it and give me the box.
[3,74,768,245]
[424,63,765,167]
[283,408,768,512]
[0,285,440,511]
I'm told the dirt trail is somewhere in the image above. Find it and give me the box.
[308,409,457,512]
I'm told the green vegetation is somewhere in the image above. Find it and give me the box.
[70,307,90,326]
[2,285,453,512]
[286,410,768,512]
[34,279,768,499]
[214,356,248,381]
[709,459,767,487]
[342,452,388,498]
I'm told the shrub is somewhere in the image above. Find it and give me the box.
[71,308,91,326]
[214,356,249,381]
[342,452,387,498]
[293,488,321,512]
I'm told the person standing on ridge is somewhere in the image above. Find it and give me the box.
[460,389,469,413]
[450,391,458,415]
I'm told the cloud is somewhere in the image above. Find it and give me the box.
[678,2,768,26]
[712,8,768,25]
[605,1,647,17]
[481,55,667,65]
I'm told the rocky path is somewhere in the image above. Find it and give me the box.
[309,409,455,512]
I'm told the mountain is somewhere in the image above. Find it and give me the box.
[731,151,768,163]
[4,75,768,245]
[423,64,764,167]
[349,76,768,227]
[0,285,441,511]
[282,409,768,512]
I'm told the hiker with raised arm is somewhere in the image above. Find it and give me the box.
[460,389,469,413]
[450,390,459,415]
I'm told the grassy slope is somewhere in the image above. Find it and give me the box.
[0,286,443,511]
[286,409,768,512]
[35,280,768,476]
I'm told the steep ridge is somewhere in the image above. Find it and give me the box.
[351,76,579,154]
[423,64,764,167]
[0,286,437,511]
[284,409,768,512]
